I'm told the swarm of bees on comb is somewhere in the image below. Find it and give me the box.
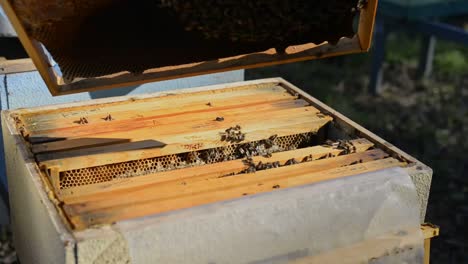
[325,139,358,154]
[235,134,280,158]
[220,125,246,143]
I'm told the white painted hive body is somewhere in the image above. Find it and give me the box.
[2,78,433,263]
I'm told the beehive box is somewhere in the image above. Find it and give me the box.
[2,78,432,263]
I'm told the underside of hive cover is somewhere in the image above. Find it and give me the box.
[1,0,377,94]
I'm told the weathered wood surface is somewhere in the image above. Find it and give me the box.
[67,158,403,229]
[23,83,287,133]
[33,106,321,153]
[59,139,377,202]
[38,113,332,170]
[0,58,36,74]
[64,149,387,211]
[15,82,329,170]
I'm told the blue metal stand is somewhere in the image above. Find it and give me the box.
[411,19,468,45]
[369,0,468,95]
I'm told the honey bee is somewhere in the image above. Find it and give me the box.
[285,158,299,166]
[246,166,256,173]
[238,133,245,142]
[186,152,201,164]
[243,157,254,165]
[220,125,245,143]
[238,147,246,155]
[220,134,227,141]
[76,117,88,125]
[256,161,265,170]
[103,114,113,121]
[12,115,21,124]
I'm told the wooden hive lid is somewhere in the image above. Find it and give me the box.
[0,0,377,96]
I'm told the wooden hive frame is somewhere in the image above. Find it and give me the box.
[4,78,432,231]
[0,0,378,95]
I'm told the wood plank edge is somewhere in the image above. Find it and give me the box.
[68,158,403,230]
[63,149,388,212]
[39,116,333,171]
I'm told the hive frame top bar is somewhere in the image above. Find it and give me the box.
[0,0,378,96]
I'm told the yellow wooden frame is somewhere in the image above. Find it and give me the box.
[422,223,440,264]
[0,0,378,95]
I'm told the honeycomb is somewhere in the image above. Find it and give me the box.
[59,132,316,189]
